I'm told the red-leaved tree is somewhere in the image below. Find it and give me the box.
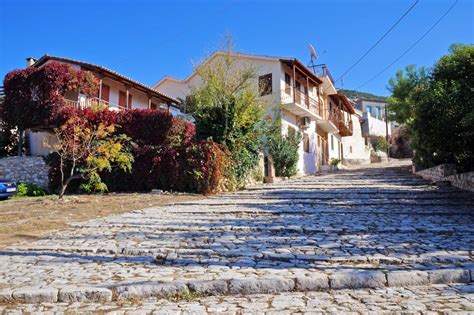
[2,62,98,155]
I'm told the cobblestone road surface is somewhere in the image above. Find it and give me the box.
[1,284,473,313]
[0,160,473,312]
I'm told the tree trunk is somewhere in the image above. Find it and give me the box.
[58,174,82,200]
[17,129,24,156]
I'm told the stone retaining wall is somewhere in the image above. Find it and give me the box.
[415,163,474,192]
[0,156,49,188]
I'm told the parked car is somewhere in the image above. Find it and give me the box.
[0,180,17,199]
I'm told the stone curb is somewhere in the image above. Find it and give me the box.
[0,268,472,304]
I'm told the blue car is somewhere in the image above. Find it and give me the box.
[0,180,17,199]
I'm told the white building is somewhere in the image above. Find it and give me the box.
[354,98,399,137]
[24,55,182,156]
[155,51,368,175]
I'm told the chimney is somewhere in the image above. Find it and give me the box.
[25,57,37,67]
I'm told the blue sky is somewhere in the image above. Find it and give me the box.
[1,0,472,96]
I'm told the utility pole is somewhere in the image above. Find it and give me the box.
[385,103,390,161]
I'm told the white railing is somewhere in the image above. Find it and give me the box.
[63,97,127,110]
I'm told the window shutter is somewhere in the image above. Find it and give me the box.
[119,91,126,108]
[101,84,110,102]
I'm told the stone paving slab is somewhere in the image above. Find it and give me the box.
[1,284,473,313]
[0,160,473,305]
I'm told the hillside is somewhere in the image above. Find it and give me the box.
[339,89,388,102]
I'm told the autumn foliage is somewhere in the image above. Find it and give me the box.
[49,108,226,195]
[2,61,98,130]
[4,61,227,195]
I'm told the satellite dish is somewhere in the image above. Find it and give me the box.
[309,43,318,61]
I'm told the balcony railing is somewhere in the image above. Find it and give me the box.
[63,97,126,110]
[336,110,353,136]
[327,107,340,126]
[282,89,322,118]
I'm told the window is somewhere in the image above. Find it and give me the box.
[285,73,291,94]
[100,84,110,102]
[331,135,334,151]
[375,107,380,119]
[128,94,133,109]
[350,146,353,153]
[366,106,372,115]
[258,73,272,96]
[150,103,158,110]
[303,133,310,153]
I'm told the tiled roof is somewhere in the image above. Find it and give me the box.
[32,54,178,104]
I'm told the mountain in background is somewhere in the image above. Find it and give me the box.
[338,89,388,102]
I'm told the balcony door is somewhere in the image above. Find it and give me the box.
[295,81,301,104]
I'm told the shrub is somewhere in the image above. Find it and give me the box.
[15,183,49,197]
[48,107,226,195]
[330,158,341,166]
[262,117,301,178]
[389,126,413,158]
[371,136,390,152]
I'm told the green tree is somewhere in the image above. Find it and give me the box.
[386,65,429,125]
[388,44,474,171]
[183,38,264,186]
[261,116,301,177]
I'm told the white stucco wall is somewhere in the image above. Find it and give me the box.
[155,79,190,101]
[328,133,341,161]
[363,112,392,137]
[341,114,371,165]
[27,130,58,156]
[156,54,320,175]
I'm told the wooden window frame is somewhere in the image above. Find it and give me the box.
[303,133,310,153]
[258,73,272,96]
[284,73,291,95]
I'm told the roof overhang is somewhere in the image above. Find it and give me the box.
[32,55,178,105]
[279,58,323,85]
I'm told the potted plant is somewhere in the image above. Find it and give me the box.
[329,158,341,171]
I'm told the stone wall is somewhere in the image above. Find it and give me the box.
[415,163,473,192]
[0,156,49,188]
[370,151,388,163]
[445,172,474,192]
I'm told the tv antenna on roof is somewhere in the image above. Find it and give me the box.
[307,43,318,73]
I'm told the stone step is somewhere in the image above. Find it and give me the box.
[65,223,474,235]
[1,268,471,304]
[6,246,472,268]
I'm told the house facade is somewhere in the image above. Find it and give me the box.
[354,98,400,138]
[23,55,181,156]
[155,51,368,176]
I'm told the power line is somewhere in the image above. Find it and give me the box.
[334,0,419,84]
[356,0,458,90]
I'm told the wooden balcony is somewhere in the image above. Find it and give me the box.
[63,97,126,111]
[318,108,339,133]
[337,111,353,137]
[281,89,323,120]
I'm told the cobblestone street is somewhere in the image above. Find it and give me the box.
[1,160,473,313]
